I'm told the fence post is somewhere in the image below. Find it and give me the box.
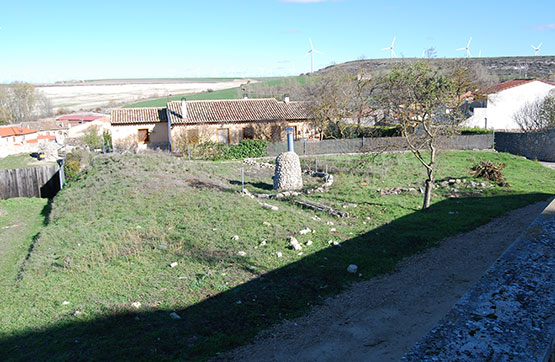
[315,159,318,173]
[241,167,244,193]
[362,136,365,149]
[187,146,191,160]
[304,139,307,155]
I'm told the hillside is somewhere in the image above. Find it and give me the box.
[317,56,555,81]
[1,151,554,360]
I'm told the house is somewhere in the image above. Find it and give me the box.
[463,79,555,130]
[0,125,40,146]
[110,98,316,151]
[56,114,107,127]
[21,119,70,144]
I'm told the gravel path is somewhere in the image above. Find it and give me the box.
[219,198,552,362]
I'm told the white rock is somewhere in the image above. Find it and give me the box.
[333,241,341,247]
[237,251,247,256]
[277,251,283,258]
[263,221,271,226]
[261,203,279,211]
[311,216,322,221]
[259,240,267,246]
[290,236,302,251]
[232,235,239,240]
[132,302,141,309]
[298,252,303,256]
[169,262,178,268]
[330,228,337,232]
[299,227,311,235]
[170,312,181,319]
[306,240,313,246]
[327,221,334,226]
[62,301,70,305]
[72,311,82,316]
[347,264,358,273]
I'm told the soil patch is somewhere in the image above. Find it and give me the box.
[220,199,551,362]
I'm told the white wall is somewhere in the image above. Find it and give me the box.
[464,81,555,130]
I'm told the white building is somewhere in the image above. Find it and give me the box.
[463,79,555,130]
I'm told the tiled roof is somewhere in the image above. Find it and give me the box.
[111,108,168,125]
[0,126,39,137]
[166,98,311,125]
[482,79,555,94]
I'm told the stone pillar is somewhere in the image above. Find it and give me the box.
[273,151,303,191]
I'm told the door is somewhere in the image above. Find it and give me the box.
[271,125,281,142]
[217,128,229,144]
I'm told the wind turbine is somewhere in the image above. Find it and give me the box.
[531,42,542,56]
[306,38,323,73]
[382,36,396,58]
[457,37,472,58]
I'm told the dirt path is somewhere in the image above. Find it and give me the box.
[220,198,552,362]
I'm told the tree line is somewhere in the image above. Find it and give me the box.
[0,82,52,124]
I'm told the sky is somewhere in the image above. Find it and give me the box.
[0,0,553,83]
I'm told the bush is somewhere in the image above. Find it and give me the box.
[220,140,268,160]
[470,161,509,186]
[325,124,402,139]
[458,128,493,135]
[64,151,82,182]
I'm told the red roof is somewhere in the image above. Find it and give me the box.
[56,115,104,122]
[482,79,555,95]
[0,126,39,137]
[37,135,56,140]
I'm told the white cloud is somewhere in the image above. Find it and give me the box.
[531,24,555,31]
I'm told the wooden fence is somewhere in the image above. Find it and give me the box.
[0,164,63,200]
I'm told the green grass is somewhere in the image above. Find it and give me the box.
[0,198,49,284]
[124,76,306,108]
[0,151,553,360]
[0,153,55,170]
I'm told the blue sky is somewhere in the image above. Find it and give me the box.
[0,0,553,83]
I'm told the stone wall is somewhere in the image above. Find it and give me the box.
[403,198,555,361]
[494,129,555,162]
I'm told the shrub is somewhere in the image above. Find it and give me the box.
[458,128,493,135]
[325,124,402,139]
[220,140,268,160]
[64,151,82,182]
[470,161,509,186]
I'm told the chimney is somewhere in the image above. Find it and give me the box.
[284,94,290,103]
[181,97,187,121]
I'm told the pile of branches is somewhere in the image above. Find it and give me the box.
[470,161,510,187]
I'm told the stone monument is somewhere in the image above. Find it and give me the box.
[273,128,303,191]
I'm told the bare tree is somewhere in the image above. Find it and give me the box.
[513,89,555,131]
[380,61,466,210]
[0,82,52,123]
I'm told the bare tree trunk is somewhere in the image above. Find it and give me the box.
[422,145,436,210]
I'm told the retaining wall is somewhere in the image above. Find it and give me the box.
[403,198,555,361]
[495,129,555,162]
[266,134,494,157]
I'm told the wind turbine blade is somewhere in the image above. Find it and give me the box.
[467,50,472,57]
[392,49,396,58]
[531,45,536,50]
[392,36,396,46]
[313,49,323,54]
[456,48,465,51]
[381,47,390,51]
[467,37,472,47]
[309,38,314,50]
[538,42,543,48]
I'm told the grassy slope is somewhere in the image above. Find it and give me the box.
[0,151,553,360]
[124,76,305,108]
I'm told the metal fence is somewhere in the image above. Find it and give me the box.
[0,164,63,200]
[266,134,494,157]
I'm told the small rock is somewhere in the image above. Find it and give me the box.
[212,228,217,231]
[306,240,313,246]
[261,203,279,211]
[132,302,141,309]
[298,252,303,256]
[347,264,358,273]
[170,312,181,319]
[333,241,341,247]
[311,216,322,221]
[169,262,178,268]
[290,237,302,251]
[259,240,267,246]
[237,251,247,256]
[299,227,311,235]
[330,228,337,232]
[157,244,167,250]
[263,221,271,226]
[136,225,142,229]
[231,235,239,241]
[72,311,82,316]
[277,251,283,258]
[62,301,70,305]
[327,221,334,226]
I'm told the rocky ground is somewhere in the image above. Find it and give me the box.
[218,198,552,362]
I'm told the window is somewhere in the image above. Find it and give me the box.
[138,129,150,143]
[243,126,254,140]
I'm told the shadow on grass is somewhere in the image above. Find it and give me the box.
[230,180,274,192]
[2,193,551,361]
